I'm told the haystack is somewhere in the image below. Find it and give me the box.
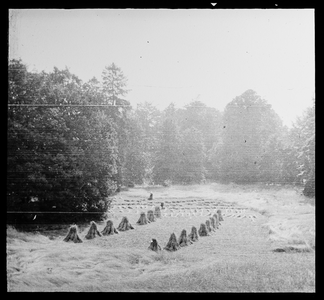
[148,238,161,251]
[137,212,149,225]
[85,221,102,239]
[213,213,220,227]
[63,225,83,243]
[217,209,224,221]
[178,229,190,247]
[117,216,134,231]
[147,210,156,222]
[210,217,217,230]
[205,219,212,233]
[154,206,162,218]
[164,233,180,251]
[198,223,209,237]
[188,226,199,242]
[101,220,119,235]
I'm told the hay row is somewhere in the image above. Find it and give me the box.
[154,210,224,252]
[63,206,162,243]
[64,209,224,251]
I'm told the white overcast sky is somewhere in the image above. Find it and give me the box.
[9,9,314,127]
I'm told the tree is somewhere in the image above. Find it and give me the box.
[7,60,119,222]
[101,63,129,106]
[153,103,182,184]
[288,102,315,196]
[133,102,161,183]
[100,63,131,187]
[178,127,206,184]
[122,112,147,184]
[219,89,284,183]
[177,101,222,179]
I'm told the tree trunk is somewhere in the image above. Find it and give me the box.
[117,216,134,231]
[164,233,180,251]
[217,209,224,221]
[101,220,119,235]
[136,212,149,225]
[178,229,190,247]
[154,206,162,218]
[188,226,199,242]
[205,219,212,233]
[63,225,83,243]
[148,238,161,251]
[147,210,156,222]
[198,223,209,237]
[85,221,102,239]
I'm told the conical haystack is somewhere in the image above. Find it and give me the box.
[63,225,83,243]
[164,233,180,251]
[147,210,156,222]
[205,220,212,233]
[188,226,199,242]
[198,223,209,237]
[217,209,224,221]
[213,214,220,227]
[210,217,217,230]
[148,238,161,251]
[101,220,119,235]
[117,216,134,231]
[137,212,149,225]
[178,229,190,247]
[85,221,102,239]
[154,206,162,218]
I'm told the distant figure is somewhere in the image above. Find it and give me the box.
[148,193,153,200]
[161,202,164,209]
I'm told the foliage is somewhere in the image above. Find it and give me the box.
[178,127,206,184]
[8,58,316,223]
[8,60,119,221]
[100,63,131,187]
[219,89,284,183]
[126,102,161,184]
[153,103,182,184]
[290,103,315,196]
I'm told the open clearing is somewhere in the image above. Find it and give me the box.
[7,183,315,292]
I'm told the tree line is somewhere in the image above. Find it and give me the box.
[7,60,315,222]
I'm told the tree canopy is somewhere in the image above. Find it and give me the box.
[7,60,315,226]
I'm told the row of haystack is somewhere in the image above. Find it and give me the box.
[136,206,162,225]
[63,206,162,243]
[149,210,224,252]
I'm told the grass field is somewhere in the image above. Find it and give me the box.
[7,183,315,292]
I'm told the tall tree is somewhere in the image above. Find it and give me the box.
[132,102,161,184]
[153,103,181,184]
[178,100,222,152]
[8,60,118,222]
[178,127,206,184]
[177,100,222,179]
[122,111,147,184]
[220,89,283,183]
[289,102,315,196]
[100,63,131,187]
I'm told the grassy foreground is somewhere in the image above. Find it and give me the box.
[7,183,315,292]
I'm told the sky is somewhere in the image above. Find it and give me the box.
[9,9,315,127]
